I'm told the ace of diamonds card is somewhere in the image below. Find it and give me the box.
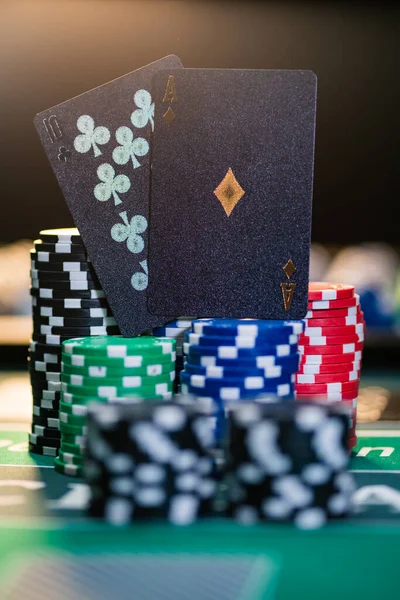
[148,69,317,319]
[34,55,182,336]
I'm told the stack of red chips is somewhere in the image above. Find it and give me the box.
[295,282,365,450]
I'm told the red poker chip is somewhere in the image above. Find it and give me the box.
[306,306,361,320]
[296,381,359,394]
[300,351,362,365]
[299,342,364,355]
[295,390,359,401]
[308,282,355,301]
[298,360,361,375]
[303,324,365,337]
[296,370,360,384]
[304,312,364,327]
[299,333,364,346]
[308,294,360,310]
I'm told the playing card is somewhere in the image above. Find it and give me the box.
[34,55,183,336]
[148,69,317,319]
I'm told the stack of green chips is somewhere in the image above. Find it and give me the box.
[55,335,176,476]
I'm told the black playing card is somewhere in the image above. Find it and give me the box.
[34,55,183,336]
[147,69,317,319]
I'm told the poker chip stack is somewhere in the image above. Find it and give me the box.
[227,401,355,529]
[28,228,120,457]
[295,283,365,450]
[56,336,176,476]
[149,318,196,390]
[84,400,217,525]
[180,319,304,439]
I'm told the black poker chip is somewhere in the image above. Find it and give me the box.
[34,244,87,257]
[31,425,61,439]
[33,315,116,328]
[30,288,106,300]
[32,388,61,400]
[31,334,89,345]
[38,229,82,244]
[28,433,60,447]
[33,325,120,337]
[30,269,100,283]
[28,442,59,456]
[29,342,62,355]
[28,360,62,373]
[32,400,60,411]
[31,277,101,290]
[32,305,114,320]
[29,370,61,384]
[32,296,110,309]
[32,406,60,419]
[32,414,60,428]
[31,256,91,271]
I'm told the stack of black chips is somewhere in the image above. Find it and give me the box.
[226,401,355,528]
[85,399,217,525]
[28,228,120,456]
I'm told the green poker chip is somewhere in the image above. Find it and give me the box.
[61,392,171,406]
[62,351,176,369]
[62,381,174,398]
[60,421,87,436]
[59,410,86,426]
[61,361,175,377]
[58,450,84,465]
[60,370,175,388]
[54,456,82,477]
[60,400,88,416]
[62,336,176,357]
[60,440,86,455]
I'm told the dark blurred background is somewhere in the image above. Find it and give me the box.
[0,0,398,244]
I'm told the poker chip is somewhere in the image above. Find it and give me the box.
[31,278,101,290]
[185,331,300,348]
[296,370,360,384]
[30,269,99,282]
[227,402,354,527]
[33,315,117,328]
[32,414,60,428]
[61,370,175,388]
[63,336,175,357]
[192,319,305,337]
[306,306,361,319]
[31,287,106,300]
[28,228,123,457]
[299,360,361,375]
[58,450,84,465]
[29,433,60,447]
[296,380,359,394]
[28,442,58,457]
[54,456,83,477]
[85,401,217,524]
[60,441,86,456]
[59,411,86,427]
[299,333,364,346]
[35,325,120,336]
[185,362,294,380]
[62,380,174,398]
[62,351,176,369]
[32,296,110,309]
[296,391,359,402]
[60,421,88,436]
[304,313,364,327]
[300,351,362,365]
[187,353,300,371]
[299,342,364,356]
[60,400,88,416]
[307,294,360,311]
[184,342,297,359]
[303,323,365,337]
[39,227,82,244]
[307,283,355,301]
[34,242,88,256]
[31,425,61,439]
[61,361,175,378]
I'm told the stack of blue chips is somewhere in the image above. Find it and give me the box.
[181,318,305,439]
[150,318,196,391]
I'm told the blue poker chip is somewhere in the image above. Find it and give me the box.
[184,362,296,381]
[180,371,294,399]
[183,341,298,359]
[186,352,300,372]
[185,330,299,348]
[181,379,294,401]
[192,318,305,336]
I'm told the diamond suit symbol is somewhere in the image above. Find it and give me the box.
[163,107,175,125]
[213,168,245,217]
[283,259,296,279]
